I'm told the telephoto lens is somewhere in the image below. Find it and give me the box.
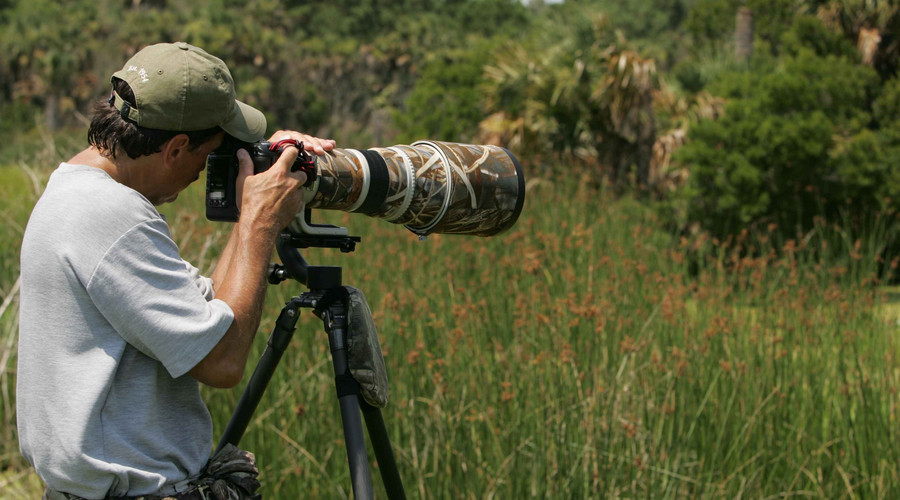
[207,139,525,237]
[299,141,525,237]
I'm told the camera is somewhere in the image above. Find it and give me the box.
[206,139,525,238]
[206,137,316,222]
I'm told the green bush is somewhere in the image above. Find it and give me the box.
[674,43,892,240]
[780,14,857,60]
[394,44,494,143]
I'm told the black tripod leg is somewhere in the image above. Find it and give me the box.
[216,301,300,454]
[361,403,406,500]
[322,305,375,500]
[338,394,374,499]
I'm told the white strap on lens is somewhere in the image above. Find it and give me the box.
[383,147,416,222]
[347,149,371,213]
[406,141,453,236]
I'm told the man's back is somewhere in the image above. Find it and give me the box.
[18,163,232,498]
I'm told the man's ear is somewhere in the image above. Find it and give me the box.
[161,134,191,169]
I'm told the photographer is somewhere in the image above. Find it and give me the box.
[16,42,334,499]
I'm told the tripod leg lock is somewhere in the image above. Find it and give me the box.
[335,372,361,399]
[269,303,300,352]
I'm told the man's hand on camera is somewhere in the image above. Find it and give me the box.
[269,130,336,156]
[235,131,335,233]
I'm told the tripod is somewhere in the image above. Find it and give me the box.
[215,220,406,500]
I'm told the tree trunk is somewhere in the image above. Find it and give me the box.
[44,94,60,132]
[736,7,754,61]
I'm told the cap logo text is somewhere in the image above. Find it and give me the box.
[127,65,150,83]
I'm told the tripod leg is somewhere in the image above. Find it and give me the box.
[361,404,406,500]
[338,394,374,499]
[322,305,375,500]
[216,301,300,454]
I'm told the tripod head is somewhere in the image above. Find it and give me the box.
[269,207,360,286]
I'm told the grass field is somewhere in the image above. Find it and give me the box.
[2,136,900,498]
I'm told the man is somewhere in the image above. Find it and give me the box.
[17,42,334,499]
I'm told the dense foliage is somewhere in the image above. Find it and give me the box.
[1,0,899,247]
[673,10,900,245]
[0,0,530,141]
[679,43,884,236]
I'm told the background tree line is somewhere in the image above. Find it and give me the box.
[2,0,899,257]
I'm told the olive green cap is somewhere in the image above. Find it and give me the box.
[110,42,266,142]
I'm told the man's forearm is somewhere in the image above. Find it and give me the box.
[211,223,241,290]
[193,134,311,388]
[190,221,278,388]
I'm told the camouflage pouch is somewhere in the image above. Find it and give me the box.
[345,286,390,408]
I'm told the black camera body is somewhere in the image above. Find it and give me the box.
[206,138,316,222]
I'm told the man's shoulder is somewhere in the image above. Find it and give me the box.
[51,162,154,205]
[23,163,167,267]
[34,163,161,229]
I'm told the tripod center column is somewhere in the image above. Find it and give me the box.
[307,266,342,290]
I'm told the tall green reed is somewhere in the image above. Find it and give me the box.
[1,153,898,498]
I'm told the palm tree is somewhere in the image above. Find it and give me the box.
[478,12,667,189]
[815,0,900,78]
[591,50,658,187]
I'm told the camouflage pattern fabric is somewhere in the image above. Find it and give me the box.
[42,444,261,500]
[345,286,390,408]
[305,141,524,237]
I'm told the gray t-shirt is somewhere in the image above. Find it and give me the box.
[17,163,234,498]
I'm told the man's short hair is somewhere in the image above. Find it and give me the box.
[88,42,268,159]
[88,78,222,159]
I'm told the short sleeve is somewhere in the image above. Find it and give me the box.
[86,219,234,378]
[183,260,217,300]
